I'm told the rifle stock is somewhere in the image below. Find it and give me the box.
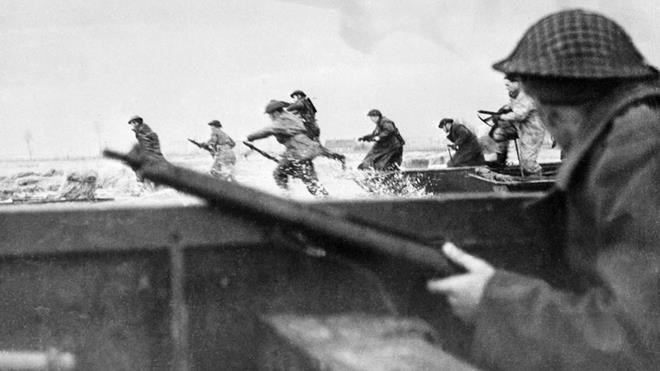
[104,146,457,276]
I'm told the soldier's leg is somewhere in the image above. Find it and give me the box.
[387,148,403,170]
[273,160,293,190]
[210,158,224,179]
[135,169,145,183]
[518,126,544,175]
[489,123,518,167]
[297,160,329,196]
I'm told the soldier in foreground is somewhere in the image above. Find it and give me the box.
[190,120,236,181]
[357,109,405,171]
[247,100,328,197]
[428,9,660,370]
[287,90,346,168]
[438,118,485,167]
[128,115,164,189]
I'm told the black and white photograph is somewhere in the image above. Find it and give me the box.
[0,1,658,370]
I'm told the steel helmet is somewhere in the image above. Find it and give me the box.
[366,109,382,117]
[438,118,454,128]
[493,9,657,79]
[290,90,306,98]
[128,115,143,124]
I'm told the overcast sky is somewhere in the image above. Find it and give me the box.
[1,0,659,158]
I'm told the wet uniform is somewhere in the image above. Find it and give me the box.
[247,111,328,196]
[205,127,237,181]
[358,116,405,171]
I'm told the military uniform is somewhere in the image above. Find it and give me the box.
[497,88,546,174]
[467,10,660,370]
[358,115,405,171]
[205,124,236,181]
[130,119,164,184]
[248,102,328,196]
[444,122,485,167]
[287,91,346,166]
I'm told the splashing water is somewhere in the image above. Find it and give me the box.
[0,151,430,205]
[343,168,427,198]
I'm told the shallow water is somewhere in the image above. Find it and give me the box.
[0,148,561,205]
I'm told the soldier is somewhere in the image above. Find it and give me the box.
[438,118,485,167]
[127,115,164,188]
[428,9,660,370]
[496,77,546,174]
[287,90,346,168]
[203,120,236,181]
[247,100,328,197]
[357,109,405,171]
[287,90,321,140]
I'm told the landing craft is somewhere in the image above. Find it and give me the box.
[353,162,559,196]
[0,146,568,370]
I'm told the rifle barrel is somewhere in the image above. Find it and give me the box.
[477,110,499,116]
[242,141,278,162]
[103,147,455,275]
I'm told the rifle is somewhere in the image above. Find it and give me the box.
[242,141,278,163]
[477,110,525,176]
[446,145,454,162]
[188,138,213,154]
[103,146,458,276]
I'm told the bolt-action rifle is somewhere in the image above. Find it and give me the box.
[104,146,459,277]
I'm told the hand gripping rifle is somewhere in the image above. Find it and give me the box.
[104,146,458,277]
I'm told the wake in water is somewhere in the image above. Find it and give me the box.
[0,152,433,205]
[342,169,427,198]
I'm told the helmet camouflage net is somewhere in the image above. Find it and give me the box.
[493,9,657,79]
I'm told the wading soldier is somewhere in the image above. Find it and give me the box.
[287,90,346,167]
[357,109,405,171]
[128,115,164,189]
[247,100,328,197]
[438,118,485,167]
[428,9,660,370]
[204,120,236,181]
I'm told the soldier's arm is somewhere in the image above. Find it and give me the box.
[246,127,276,141]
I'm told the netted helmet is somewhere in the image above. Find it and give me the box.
[493,9,657,79]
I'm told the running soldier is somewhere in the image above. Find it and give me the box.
[247,100,328,197]
[287,90,346,167]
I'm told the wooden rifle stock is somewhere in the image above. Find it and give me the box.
[104,146,457,276]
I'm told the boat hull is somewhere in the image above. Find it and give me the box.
[0,195,561,369]
[403,162,560,193]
